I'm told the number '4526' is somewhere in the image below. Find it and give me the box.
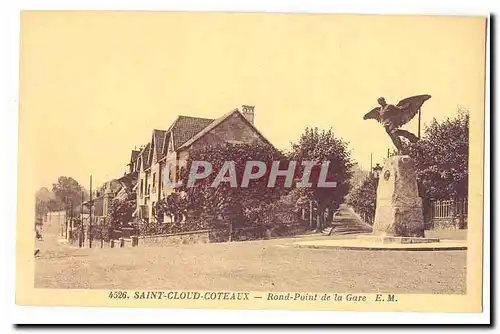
[109,291,128,299]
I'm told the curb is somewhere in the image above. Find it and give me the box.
[292,244,468,251]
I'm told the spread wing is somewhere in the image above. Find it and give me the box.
[393,94,431,128]
[363,106,381,122]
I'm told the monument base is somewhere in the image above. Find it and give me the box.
[356,235,439,244]
[373,155,425,237]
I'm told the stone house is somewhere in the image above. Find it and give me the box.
[131,105,272,224]
[92,180,121,218]
[86,170,138,224]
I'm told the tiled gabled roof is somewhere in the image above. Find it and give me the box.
[136,108,271,166]
[161,132,171,155]
[129,150,140,164]
[178,109,274,150]
[170,116,214,150]
[152,129,167,161]
[139,142,151,169]
[117,171,138,189]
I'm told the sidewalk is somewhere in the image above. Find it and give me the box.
[35,230,93,259]
[293,238,468,251]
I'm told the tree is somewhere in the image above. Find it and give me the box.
[35,187,54,201]
[46,199,62,212]
[346,173,378,224]
[345,111,469,228]
[408,110,469,200]
[35,200,47,219]
[290,127,355,230]
[106,198,134,229]
[155,193,189,224]
[178,142,288,235]
[349,164,370,190]
[52,176,83,211]
[35,187,52,217]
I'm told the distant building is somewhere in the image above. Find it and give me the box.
[85,172,138,224]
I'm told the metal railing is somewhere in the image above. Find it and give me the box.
[429,198,468,229]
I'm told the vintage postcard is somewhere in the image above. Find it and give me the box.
[16,11,487,314]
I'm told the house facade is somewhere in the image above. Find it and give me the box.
[130,105,272,224]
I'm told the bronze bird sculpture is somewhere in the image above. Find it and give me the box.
[363,94,431,154]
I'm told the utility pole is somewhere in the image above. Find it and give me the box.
[89,175,93,249]
[309,200,313,229]
[100,213,104,248]
[65,197,68,239]
[80,191,84,248]
[69,200,73,231]
[101,228,104,248]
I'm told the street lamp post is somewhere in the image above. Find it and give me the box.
[371,163,383,225]
[372,163,383,180]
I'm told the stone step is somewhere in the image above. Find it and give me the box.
[331,227,372,232]
[325,205,373,235]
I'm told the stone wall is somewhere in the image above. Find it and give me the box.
[137,229,228,247]
[425,228,467,241]
[86,229,231,249]
[208,229,231,243]
[431,218,457,230]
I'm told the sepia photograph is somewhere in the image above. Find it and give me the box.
[15,10,487,313]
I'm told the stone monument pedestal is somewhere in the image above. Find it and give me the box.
[372,155,425,238]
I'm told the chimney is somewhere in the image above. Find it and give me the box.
[241,105,255,124]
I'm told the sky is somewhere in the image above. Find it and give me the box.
[18,11,486,191]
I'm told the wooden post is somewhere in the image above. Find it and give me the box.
[80,191,83,247]
[451,197,457,229]
[418,107,422,139]
[89,175,93,249]
[370,153,373,174]
[68,201,73,241]
[65,198,68,239]
[316,209,320,230]
[101,217,104,248]
[309,200,313,229]
[459,198,465,229]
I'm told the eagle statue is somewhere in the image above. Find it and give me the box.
[363,94,431,154]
